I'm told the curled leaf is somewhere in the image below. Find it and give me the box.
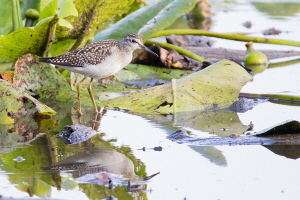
[101,60,252,114]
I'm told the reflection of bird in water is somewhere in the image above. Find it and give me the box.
[43,147,135,178]
[43,147,159,191]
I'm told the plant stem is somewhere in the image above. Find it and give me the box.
[12,0,23,31]
[145,40,206,62]
[41,16,59,57]
[151,29,300,47]
[240,92,300,104]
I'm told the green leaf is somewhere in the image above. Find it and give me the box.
[58,0,78,18]
[58,18,73,29]
[39,0,59,21]
[0,81,24,124]
[0,0,13,35]
[49,38,76,56]
[60,0,135,42]
[13,54,70,99]
[0,80,56,122]
[101,60,253,114]
[12,0,23,31]
[173,109,250,137]
[0,16,58,62]
[138,0,200,40]
[39,0,78,21]
[93,0,173,41]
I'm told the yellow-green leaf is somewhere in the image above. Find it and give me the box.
[101,60,252,114]
[0,17,57,62]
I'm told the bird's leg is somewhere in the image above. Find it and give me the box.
[76,75,88,116]
[88,78,98,113]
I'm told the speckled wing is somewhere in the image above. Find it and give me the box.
[39,39,118,67]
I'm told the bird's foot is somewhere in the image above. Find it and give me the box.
[76,110,83,117]
[94,108,99,114]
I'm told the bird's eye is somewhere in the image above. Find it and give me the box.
[131,39,136,43]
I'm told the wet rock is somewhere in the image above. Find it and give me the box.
[60,124,97,144]
[226,97,267,113]
[263,27,283,35]
[242,21,252,28]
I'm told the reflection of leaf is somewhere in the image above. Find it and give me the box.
[101,60,252,114]
[173,109,250,137]
[253,2,300,17]
[263,145,300,159]
[189,146,227,166]
[0,132,23,152]
[1,136,53,198]
[254,120,300,136]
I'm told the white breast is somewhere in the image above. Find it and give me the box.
[59,46,133,79]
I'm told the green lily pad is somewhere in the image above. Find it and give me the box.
[125,64,193,81]
[0,80,56,124]
[101,60,253,114]
[13,54,70,98]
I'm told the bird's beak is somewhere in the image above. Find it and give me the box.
[141,45,158,57]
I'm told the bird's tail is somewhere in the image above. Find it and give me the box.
[38,57,54,63]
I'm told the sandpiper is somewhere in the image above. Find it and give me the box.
[39,33,158,116]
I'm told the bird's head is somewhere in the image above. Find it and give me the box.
[123,33,158,57]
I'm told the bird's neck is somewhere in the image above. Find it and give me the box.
[118,39,135,53]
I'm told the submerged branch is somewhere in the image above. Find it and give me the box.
[145,40,206,63]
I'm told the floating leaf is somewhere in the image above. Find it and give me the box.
[13,54,70,98]
[0,80,56,124]
[101,60,252,114]
[124,64,193,81]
